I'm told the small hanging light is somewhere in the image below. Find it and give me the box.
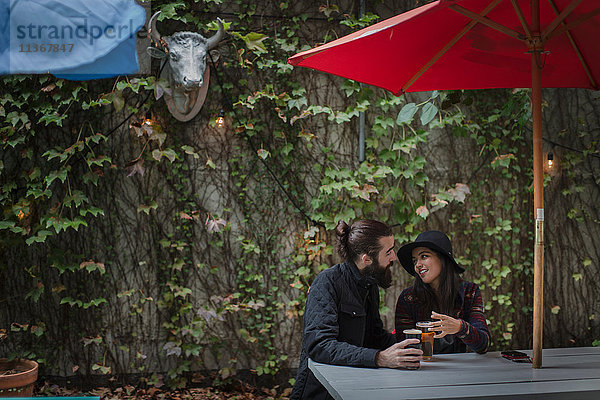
[143,111,152,126]
[544,150,560,176]
[216,109,225,128]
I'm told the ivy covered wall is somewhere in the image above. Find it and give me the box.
[1,0,598,389]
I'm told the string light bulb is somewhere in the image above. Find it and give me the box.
[544,150,560,176]
[216,109,225,128]
[143,111,152,126]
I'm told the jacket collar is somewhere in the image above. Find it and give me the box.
[345,261,374,290]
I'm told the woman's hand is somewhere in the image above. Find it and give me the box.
[430,311,462,338]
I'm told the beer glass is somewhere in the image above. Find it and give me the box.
[402,329,422,370]
[416,321,434,360]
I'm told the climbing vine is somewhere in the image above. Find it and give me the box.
[1,0,598,393]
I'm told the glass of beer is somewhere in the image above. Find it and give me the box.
[402,329,422,370]
[416,321,434,360]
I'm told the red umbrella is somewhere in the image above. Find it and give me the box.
[288,0,600,368]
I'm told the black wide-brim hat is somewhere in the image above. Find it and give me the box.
[397,230,465,276]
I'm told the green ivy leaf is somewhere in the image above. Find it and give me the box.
[25,283,44,302]
[0,220,16,230]
[28,167,41,180]
[80,260,106,274]
[206,158,216,169]
[420,102,438,125]
[416,205,429,219]
[38,112,66,126]
[25,230,53,245]
[162,149,177,162]
[150,131,167,147]
[333,111,352,124]
[64,190,89,207]
[42,149,63,161]
[159,2,186,19]
[396,103,418,124]
[60,297,83,307]
[181,145,199,159]
[86,155,111,167]
[116,81,129,91]
[80,206,105,217]
[257,148,270,159]
[281,143,293,156]
[67,217,88,231]
[287,97,307,111]
[233,32,268,54]
[137,200,158,214]
[91,363,111,374]
[154,78,171,100]
[83,298,107,309]
[105,90,125,112]
[45,169,68,186]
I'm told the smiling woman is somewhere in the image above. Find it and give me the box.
[394,231,491,355]
[412,247,443,288]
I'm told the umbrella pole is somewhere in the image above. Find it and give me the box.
[532,64,544,369]
[531,0,544,370]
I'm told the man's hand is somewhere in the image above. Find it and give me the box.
[375,339,423,369]
[430,311,462,338]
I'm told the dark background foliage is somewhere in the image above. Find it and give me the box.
[1,0,598,393]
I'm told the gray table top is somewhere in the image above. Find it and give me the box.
[309,347,600,400]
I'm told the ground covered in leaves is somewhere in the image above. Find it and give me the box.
[36,380,292,399]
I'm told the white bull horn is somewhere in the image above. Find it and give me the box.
[206,18,225,50]
[148,11,162,45]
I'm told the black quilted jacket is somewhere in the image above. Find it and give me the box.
[290,262,396,400]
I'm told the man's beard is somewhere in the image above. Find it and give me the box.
[364,258,393,289]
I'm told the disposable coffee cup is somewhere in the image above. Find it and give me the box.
[416,321,434,360]
[402,328,422,370]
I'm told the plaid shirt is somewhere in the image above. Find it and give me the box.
[395,280,490,353]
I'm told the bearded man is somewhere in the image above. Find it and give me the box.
[291,219,423,400]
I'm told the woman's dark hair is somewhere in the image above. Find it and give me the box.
[335,219,393,263]
[412,250,461,316]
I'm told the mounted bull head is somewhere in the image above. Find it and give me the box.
[147,12,225,121]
